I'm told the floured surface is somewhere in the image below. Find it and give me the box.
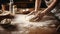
[10,14,59,34]
[11,14,57,28]
[0,14,59,34]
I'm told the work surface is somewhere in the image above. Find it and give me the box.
[0,13,60,34]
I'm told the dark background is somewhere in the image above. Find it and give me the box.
[0,0,47,9]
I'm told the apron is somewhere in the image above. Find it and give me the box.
[41,0,47,8]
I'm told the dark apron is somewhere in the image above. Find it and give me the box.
[41,0,47,8]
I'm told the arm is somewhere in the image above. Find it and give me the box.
[30,0,57,22]
[28,0,41,15]
[35,0,57,17]
[41,0,57,14]
[35,0,41,11]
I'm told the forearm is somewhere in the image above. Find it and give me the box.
[41,0,57,14]
[30,0,57,21]
[28,0,41,15]
[35,0,41,11]
[35,0,57,19]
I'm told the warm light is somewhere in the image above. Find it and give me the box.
[23,9,25,11]
[11,14,55,28]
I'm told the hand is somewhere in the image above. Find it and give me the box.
[27,10,38,16]
[29,12,45,22]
